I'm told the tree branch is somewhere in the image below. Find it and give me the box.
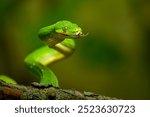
[0,80,118,100]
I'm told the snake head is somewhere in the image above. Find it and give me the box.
[55,20,86,39]
[38,20,87,47]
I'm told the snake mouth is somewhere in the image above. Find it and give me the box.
[58,32,88,39]
[71,33,88,38]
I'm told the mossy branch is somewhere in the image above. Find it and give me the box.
[0,80,118,100]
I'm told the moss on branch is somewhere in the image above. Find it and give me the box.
[0,80,118,100]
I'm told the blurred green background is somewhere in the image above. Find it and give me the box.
[0,0,150,99]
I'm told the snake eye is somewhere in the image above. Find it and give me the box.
[63,26,68,32]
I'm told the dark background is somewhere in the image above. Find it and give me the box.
[0,0,150,99]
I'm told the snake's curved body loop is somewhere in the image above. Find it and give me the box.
[24,20,85,87]
[0,20,85,86]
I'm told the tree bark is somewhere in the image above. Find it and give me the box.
[0,80,118,100]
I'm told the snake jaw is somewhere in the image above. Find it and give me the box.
[70,32,88,38]
[58,31,88,39]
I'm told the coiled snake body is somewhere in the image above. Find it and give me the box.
[0,20,85,87]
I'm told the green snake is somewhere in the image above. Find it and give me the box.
[0,20,86,87]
